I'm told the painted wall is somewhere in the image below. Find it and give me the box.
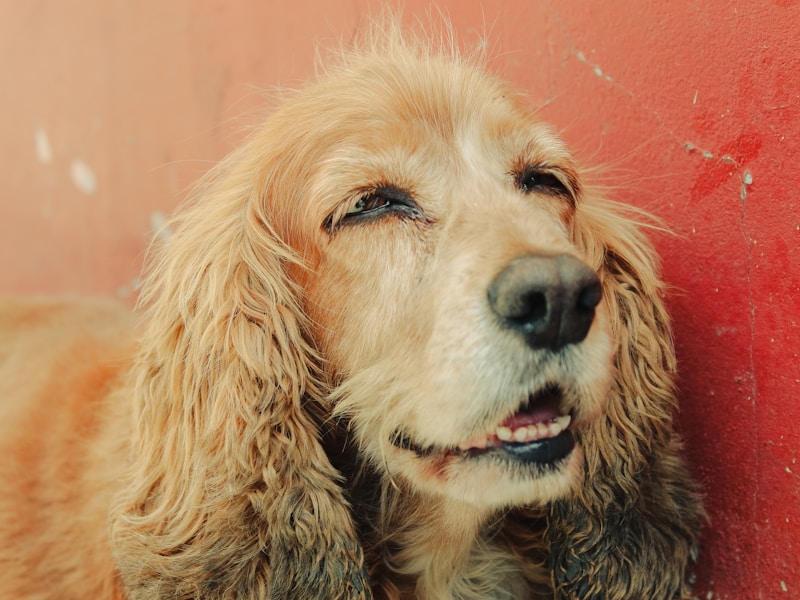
[1,2,798,598]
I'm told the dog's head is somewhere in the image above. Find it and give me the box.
[225,33,620,512]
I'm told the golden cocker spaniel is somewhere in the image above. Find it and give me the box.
[0,19,702,600]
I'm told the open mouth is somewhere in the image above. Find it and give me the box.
[392,384,576,465]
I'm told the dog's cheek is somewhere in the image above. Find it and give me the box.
[571,301,615,424]
[303,235,431,375]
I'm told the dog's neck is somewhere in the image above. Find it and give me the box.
[380,490,501,597]
[321,418,538,599]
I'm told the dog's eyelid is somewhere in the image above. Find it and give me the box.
[349,185,415,214]
[514,165,576,203]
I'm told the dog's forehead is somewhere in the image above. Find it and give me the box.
[320,55,572,173]
[350,56,525,143]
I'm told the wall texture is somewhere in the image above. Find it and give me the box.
[1,2,798,598]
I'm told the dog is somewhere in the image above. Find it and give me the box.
[0,18,702,600]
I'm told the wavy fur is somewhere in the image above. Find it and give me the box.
[0,16,701,600]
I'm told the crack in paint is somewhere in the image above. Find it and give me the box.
[574,50,614,82]
[738,169,761,597]
[547,2,631,96]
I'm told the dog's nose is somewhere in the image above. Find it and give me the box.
[488,254,602,351]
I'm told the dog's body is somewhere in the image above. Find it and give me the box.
[0,21,702,600]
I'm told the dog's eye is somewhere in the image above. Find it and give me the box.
[343,186,420,221]
[515,166,571,199]
[324,184,425,233]
[347,193,392,216]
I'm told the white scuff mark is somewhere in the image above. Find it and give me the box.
[116,277,142,299]
[150,211,173,242]
[69,159,97,195]
[781,581,788,592]
[575,50,613,82]
[684,142,715,160]
[34,127,53,164]
[684,143,743,169]
[693,90,699,104]
[741,171,752,201]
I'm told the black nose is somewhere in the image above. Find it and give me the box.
[487,254,602,351]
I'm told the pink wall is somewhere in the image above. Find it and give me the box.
[1,2,798,597]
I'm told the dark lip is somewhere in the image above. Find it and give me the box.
[391,428,576,466]
[480,429,575,464]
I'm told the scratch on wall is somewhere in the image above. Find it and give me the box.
[149,211,174,242]
[34,127,53,164]
[547,1,725,165]
[69,159,97,195]
[681,142,764,597]
[739,164,762,597]
[574,50,614,82]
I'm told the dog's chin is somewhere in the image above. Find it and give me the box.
[387,385,587,508]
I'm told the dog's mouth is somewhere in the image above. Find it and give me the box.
[391,384,575,465]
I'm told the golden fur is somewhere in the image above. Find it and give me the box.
[0,20,702,599]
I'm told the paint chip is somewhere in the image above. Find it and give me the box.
[743,171,753,185]
[69,159,97,195]
[34,127,53,164]
[150,211,173,242]
[781,580,788,592]
[575,50,613,82]
[116,277,142,299]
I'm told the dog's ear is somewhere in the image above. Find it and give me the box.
[109,139,370,599]
[544,191,704,598]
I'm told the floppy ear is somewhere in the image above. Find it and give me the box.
[109,140,370,599]
[544,192,704,599]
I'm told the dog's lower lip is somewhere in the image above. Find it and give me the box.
[494,430,575,464]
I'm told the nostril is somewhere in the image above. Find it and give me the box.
[577,281,602,313]
[507,291,548,326]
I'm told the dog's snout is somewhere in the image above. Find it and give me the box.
[488,254,602,351]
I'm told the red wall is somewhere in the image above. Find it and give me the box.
[1,2,798,597]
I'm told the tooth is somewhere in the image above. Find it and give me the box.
[526,425,538,440]
[513,427,528,442]
[537,423,550,438]
[549,421,562,436]
[555,415,571,429]
[496,426,513,442]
